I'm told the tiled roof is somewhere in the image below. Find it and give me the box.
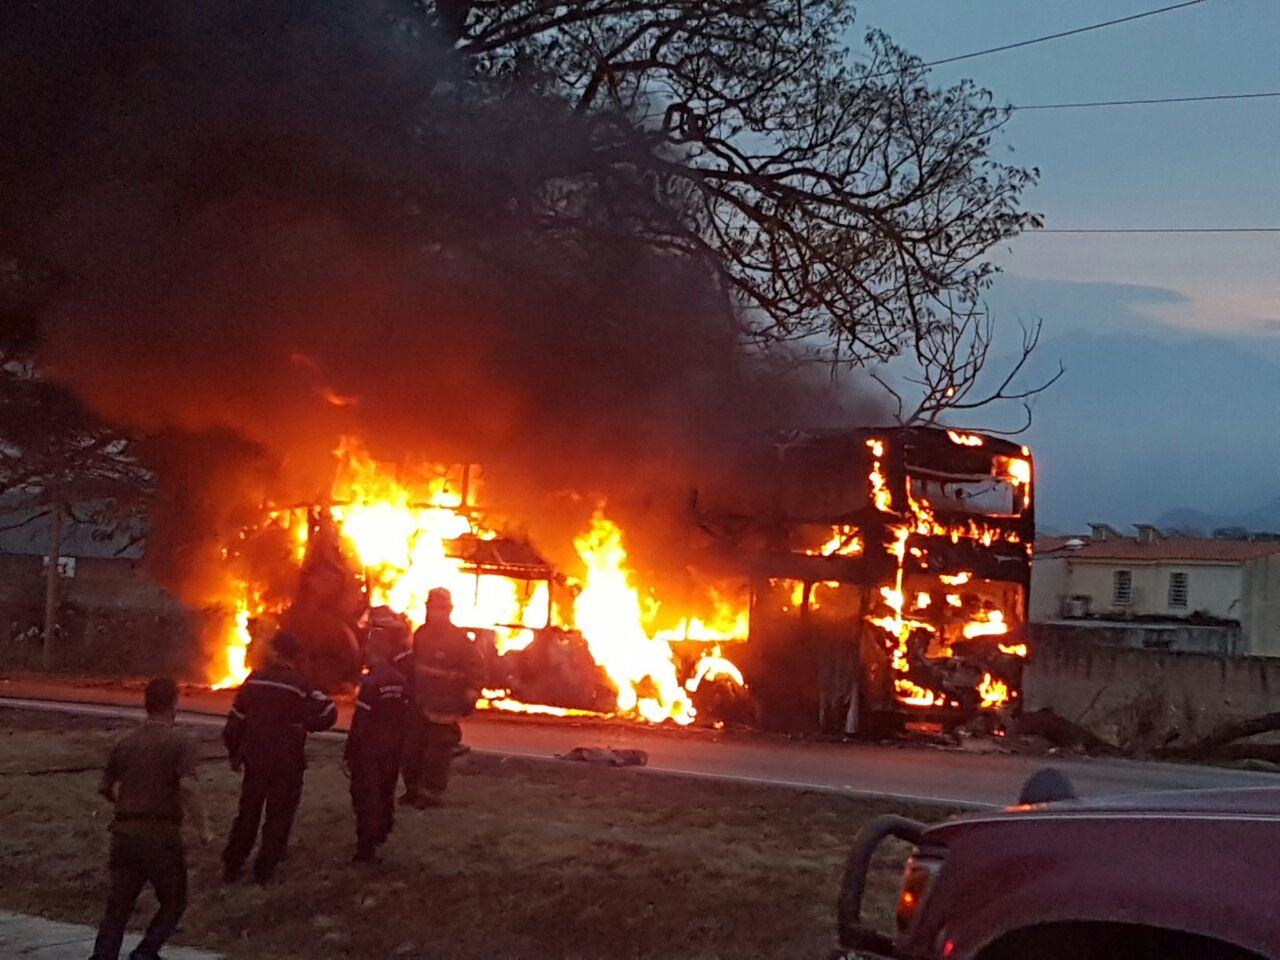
[1039,536,1280,564]
[1035,534,1081,554]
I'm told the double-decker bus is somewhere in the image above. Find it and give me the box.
[689,426,1034,734]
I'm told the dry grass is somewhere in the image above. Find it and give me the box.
[0,708,947,959]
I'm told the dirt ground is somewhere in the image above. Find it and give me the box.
[0,708,948,959]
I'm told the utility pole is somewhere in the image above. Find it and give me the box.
[42,498,63,671]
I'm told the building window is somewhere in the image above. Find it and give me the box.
[1168,571,1189,609]
[1113,570,1133,606]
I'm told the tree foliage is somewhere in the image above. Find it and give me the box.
[414,0,1054,422]
[0,358,153,544]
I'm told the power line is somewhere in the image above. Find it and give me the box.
[1034,227,1280,234]
[1013,91,1280,111]
[916,0,1207,71]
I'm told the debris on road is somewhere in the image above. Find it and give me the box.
[556,746,649,767]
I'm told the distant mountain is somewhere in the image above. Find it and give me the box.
[1156,496,1280,536]
[983,329,1280,532]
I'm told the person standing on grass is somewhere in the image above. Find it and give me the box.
[400,587,484,808]
[90,677,211,960]
[345,619,410,863]
[221,631,337,883]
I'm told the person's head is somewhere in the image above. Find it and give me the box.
[272,631,303,668]
[144,677,179,719]
[365,626,395,665]
[425,587,454,623]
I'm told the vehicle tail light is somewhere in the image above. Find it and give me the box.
[896,854,944,931]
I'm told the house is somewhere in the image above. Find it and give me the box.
[1031,524,1280,656]
[0,504,176,612]
[0,503,193,674]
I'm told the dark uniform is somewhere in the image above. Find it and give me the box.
[390,646,415,687]
[222,664,337,881]
[391,646,417,795]
[402,620,484,802]
[91,720,197,960]
[347,661,409,858]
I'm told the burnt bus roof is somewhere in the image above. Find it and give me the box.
[689,424,1033,586]
[768,424,1031,459]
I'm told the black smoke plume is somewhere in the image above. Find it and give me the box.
[0,2,870,622]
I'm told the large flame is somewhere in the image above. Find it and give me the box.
[212,430,1025,725]
[570,512,695,724]
[211,440,744,724]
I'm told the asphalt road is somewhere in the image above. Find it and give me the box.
[3,675,1277,808]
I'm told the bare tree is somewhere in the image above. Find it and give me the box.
[0,357,153,667]
[407,0,1051,421]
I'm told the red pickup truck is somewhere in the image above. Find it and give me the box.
[837,773,1280,960]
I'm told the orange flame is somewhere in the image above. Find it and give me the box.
[962,609,1008,640]
[211,440,746,725]
[978,672,1011,710]
[804,524,864,557]
[946,430,984,447]
[861,436,1023,711]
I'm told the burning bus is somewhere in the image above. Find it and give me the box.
[688,426,1033,735]
[210,426,1032,737]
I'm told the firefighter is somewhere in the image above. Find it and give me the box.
[90,678,210,960]
[346,609,410,862]
[221,631,337,883]
[367,605,414,687]
[400,587,483,808]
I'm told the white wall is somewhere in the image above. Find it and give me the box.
[1029,555,1068,621]
[1242,556,1280,657]
[1058,560,1243,621]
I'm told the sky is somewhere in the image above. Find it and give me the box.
[853,1,1280,530]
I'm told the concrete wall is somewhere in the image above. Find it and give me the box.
[1032,619,1243,656]
[1242,555,1280,656]
[1025,631,1280,746]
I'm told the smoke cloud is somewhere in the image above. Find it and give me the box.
[0,1,872,598]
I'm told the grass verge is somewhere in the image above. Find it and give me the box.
[0,707,950,959]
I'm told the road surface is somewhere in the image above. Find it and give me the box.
[3,675,1276,808]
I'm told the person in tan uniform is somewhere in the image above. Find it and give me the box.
[90,678,210,960]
